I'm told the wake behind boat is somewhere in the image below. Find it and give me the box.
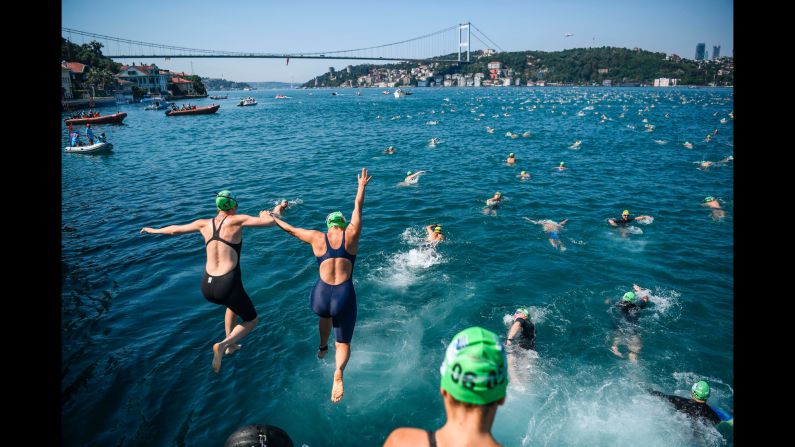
[165,104,220,116]
[64,112,127,125]
[64,141,113,154]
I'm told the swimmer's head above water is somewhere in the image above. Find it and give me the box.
[691,380,710,401]
[508,153,515,157]
[326,211,347,229]
[216,190,238,211]
[622,210,630,217]
[513,307,529,320]
[622,291,636,302]
[406,171,412,176]
[440,326,507,405]
[704,196,715,203]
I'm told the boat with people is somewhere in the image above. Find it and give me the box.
[64,112,128,125]
[394,89,406,98]
[165,104,220,116]
[238,97,257,106]
[64,141,113,154]
[210,95,228,100]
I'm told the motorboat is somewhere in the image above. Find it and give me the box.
[210,95,228,99]
[165,104,221,116]
[238,97,258,106]
[64,112,127,125]
[144,100,171,110]
[64,141,112,154]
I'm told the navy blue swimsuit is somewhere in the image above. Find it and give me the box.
[199,216,257,322]
[311,230,357,343]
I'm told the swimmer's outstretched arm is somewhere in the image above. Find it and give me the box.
[140,219,204,235]
[260,211,319,245]
[348,167,371,237]
[505,321,522,346]
[523,217,539,224]
[559,218,569,226]
[607,218,617,226]
[238,213,276,227]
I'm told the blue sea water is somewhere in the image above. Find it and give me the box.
[62,87,733,446]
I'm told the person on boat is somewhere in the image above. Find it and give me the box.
[140,190,278,373]
[383,326,508,447]
[98,132,107,143]
[85,124,95,144]
[69,131,81,147]
[506,153,516,165]
[263,168,371,403]
[505,307,535,350]
[607,284,650,363]
[425,224,445,243]
[524,218,569,251]
[648,381,728,426]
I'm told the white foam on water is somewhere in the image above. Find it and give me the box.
[368,228,446,288]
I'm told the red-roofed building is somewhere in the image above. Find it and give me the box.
[62,61,88,85]
[116,63,170,94]
[170,77,195,95]
[61,64,73,99]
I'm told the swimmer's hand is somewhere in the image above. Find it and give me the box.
[140,227,153,234]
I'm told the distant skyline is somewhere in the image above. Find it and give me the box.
[62,0,733,83]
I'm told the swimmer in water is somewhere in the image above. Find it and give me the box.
[506,153,516,165]
[403,170,426,184]
[702,196,725,221]
[272,199,289,216]
[608,210,653,227]
[607,284,650,363]
[648,381,728,426]
[697,160,715,170]
[718,154,733,164]
[557,161,567,171]
[518,171,531,180]
[524,217,569,251]
[485,191,502,207]
[384,146,396,155]
[425,224,445,243]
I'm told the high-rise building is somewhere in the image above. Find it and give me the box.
[712,45,721,59]
[695,43,706,61]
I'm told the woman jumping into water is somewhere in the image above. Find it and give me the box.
[263,168,372,403]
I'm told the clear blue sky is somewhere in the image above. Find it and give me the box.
[62,0,733,83]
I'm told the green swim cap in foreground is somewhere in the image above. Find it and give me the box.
[622,291,636,302]
[692,381,710,400]
[326,211,347,229]
[514,307,529,319]
[440,327,508,405]
[216,190,238,211]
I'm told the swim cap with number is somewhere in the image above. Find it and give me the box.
[692,381,710,400]
[440,327,508,405]
[622,291,636,302]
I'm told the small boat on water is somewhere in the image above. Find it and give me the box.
[64,112,127,125]
[144,100,171,110]
[275,95,289,99]
[165,104,220,116]
[210,95,228,100]
[394,89,405,98]
[64,141,113,154]
[238,97,257,106]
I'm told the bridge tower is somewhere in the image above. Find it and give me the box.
[458,22,470,63]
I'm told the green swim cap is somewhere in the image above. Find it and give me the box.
[622,291,636,302]
[326,211,347,229]
[704,196,714,203]
[509,153,515,157]
[560,161,566,166]
[407,171,413,176]
[434,225,442,233]
[215,190,238,211]
[692,380,710,400]
[514,307,529,319]
[521,171,526,175]
[440,327,508,405]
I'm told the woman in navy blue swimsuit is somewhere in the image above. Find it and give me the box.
[141,190,277,373]
[265,168,371,403]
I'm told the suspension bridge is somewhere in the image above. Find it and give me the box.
[62,22,503,64]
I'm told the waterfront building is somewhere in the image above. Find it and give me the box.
[695,43,706,60]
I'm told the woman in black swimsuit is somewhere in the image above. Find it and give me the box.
[140,190,276,373]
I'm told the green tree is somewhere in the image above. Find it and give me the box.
[85,67,117,96]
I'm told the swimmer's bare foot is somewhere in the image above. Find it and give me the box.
[610,346,623,358]
[225,344,242,356]
[317,344,329,359]
[331,370,344,403]
[212,343,224,373]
